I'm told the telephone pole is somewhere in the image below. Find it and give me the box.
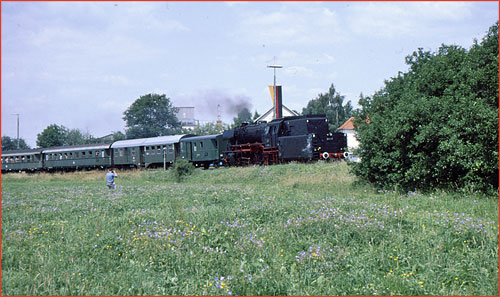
[12,113,19,149]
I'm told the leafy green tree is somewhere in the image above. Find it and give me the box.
[253,110,261,122]
[352,23,498,193]
[66,128,98,145]
[232,107,253,128]
[189,122,229,136]
[111,131,127,142]
[1,136,30,151]
[123,93,181,139]
[302,83,353,130]
[36,124,68,148]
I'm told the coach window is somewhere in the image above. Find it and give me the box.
[119,149,124,157]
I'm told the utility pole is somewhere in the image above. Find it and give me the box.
[267,64,282,119]
[12,113,19,149]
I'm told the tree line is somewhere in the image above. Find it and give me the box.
[3,86,353,151]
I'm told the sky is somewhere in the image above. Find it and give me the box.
[2,1,498,148]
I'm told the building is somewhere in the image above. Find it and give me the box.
[337,117,361,162]
[254,105,299,123]
[254,85,299,122]
[176,107,198,130]
[337,117,359,150]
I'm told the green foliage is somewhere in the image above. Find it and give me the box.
[171,158,194,182]
[123,93,181,139]
[302,83,353,130]
[1,136,30,151]
[352,23,499,193]
[36,124,69,148]
[36,124,100,148]
[66,128,99,145]
[188,122,229,136]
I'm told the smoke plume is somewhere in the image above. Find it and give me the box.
[174,89,253,122]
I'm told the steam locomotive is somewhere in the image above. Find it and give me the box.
[223,115,347,166]
[1,115,347,172]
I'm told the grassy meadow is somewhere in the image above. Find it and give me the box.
[1,162,498,295]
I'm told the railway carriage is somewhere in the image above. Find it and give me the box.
[180,134,229,168]
[42,143,113,171]
[1,149,43,172]
[111,135,191,169]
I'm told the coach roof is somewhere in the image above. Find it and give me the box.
[111,135,189,149]
[42,143,112,153]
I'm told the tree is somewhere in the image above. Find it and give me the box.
[352,23,498,193]
[232,107,253,128]
[302,83,353,131]
[36,124,68,148]
[1,136,30,151]
[253,110,261,122]
[66,128,98,145]
[123,93,181,139]
[189,122,229,136]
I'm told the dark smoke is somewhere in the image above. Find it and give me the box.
[175,89,253,121]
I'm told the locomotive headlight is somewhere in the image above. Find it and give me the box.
[313,133,316,137]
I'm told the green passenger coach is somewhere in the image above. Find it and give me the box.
[180,134,228,168]
[1,149,43,172]
[43,144,113,171]
[111,135,191,169]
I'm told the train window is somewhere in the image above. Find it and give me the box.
[119,149,124,157]
[193,143,197,152]
[21,156,25,162]
[157,146,161,153]
[132,150,136,157]
[200,142,204,149]
[102,151,105,158]
[75,152,79,158]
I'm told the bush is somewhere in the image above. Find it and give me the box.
[352,23,498,193]
[171,158,194,182]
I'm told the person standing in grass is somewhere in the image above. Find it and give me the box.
[106,169,118,189]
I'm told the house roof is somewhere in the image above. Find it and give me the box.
[255,105,299,122]
[337,117,355,130]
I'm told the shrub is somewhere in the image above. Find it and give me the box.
[352,23,498,193]
[171,158,194,182]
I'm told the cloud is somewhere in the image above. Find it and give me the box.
[236,4,346,45]
[347,2,474,39]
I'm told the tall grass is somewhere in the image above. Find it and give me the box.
[1,162,498,295]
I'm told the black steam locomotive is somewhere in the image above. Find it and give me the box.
[222,115,347,166]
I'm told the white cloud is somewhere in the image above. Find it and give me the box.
[348,2,474,39]
[236,4,346,45]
